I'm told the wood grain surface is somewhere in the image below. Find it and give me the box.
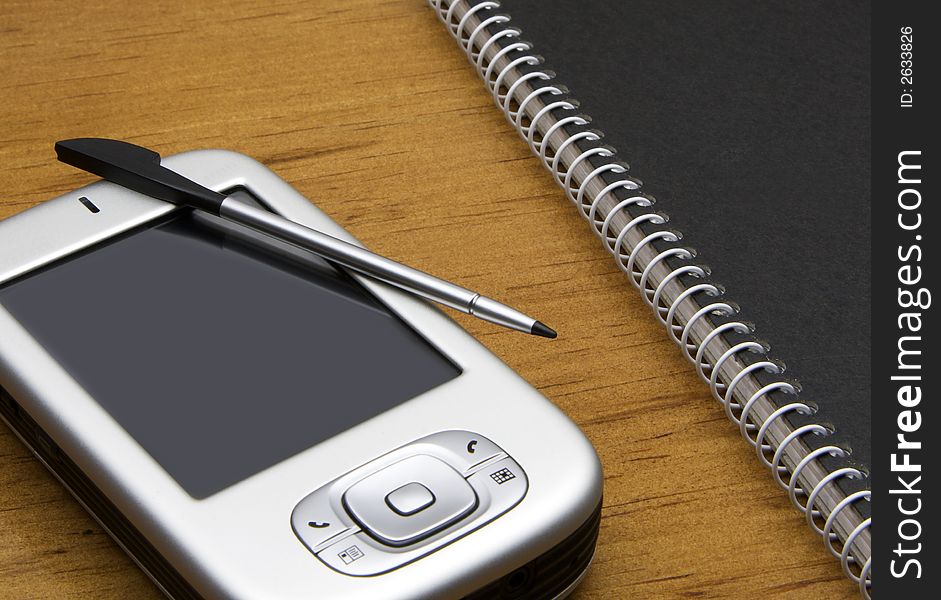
[0,1,855,598]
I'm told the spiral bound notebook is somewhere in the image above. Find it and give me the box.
[429,0,872,596]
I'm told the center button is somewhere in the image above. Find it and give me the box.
[343,454,477,547]
[386,482,435,516]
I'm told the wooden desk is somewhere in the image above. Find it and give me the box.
[0,1,855,598]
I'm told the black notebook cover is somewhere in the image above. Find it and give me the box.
[499,1,871,498]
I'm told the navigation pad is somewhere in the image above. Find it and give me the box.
[290,431,528,576]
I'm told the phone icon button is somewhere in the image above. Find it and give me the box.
[429,431,505,475]
[308,521,330,529]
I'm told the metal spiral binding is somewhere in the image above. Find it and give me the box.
[430,1,871,596]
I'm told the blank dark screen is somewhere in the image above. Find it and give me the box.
[0,192,460,498]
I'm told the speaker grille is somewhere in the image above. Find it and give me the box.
[463,500,602,599]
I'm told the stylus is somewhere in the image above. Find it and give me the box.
[54,138,557,339]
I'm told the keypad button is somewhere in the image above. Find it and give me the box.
[467,456,528,515]
[418,431,505,475]
[291,485,358,553]
[343,454,477,547]
[385,482,435,516]
[316,532,404,577]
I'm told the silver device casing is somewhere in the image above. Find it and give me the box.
[0,150,603,599]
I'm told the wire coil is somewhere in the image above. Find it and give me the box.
[431,1,871,594]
